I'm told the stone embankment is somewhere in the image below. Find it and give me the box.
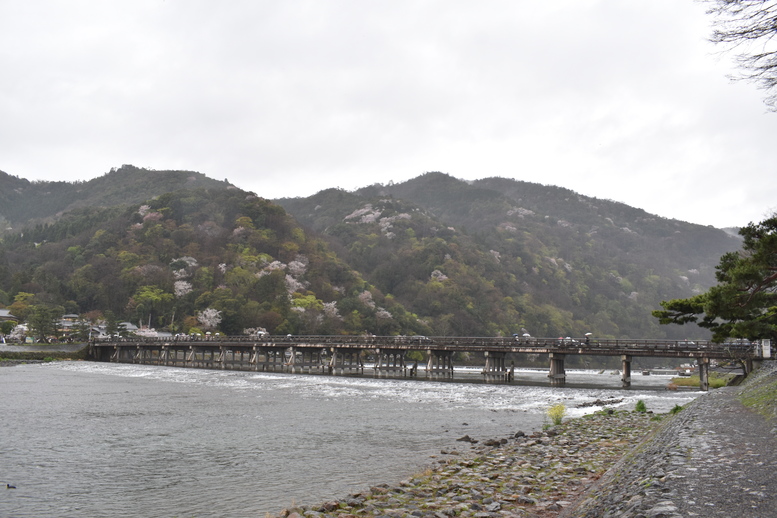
[569,361,777,518]
[277,361,777,518]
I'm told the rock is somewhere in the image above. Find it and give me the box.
[318,501,340,512]
[646,501,679,517]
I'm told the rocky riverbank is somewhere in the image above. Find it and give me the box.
[274,408,667,518]
[275,361,777,518]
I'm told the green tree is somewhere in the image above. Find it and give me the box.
[132,285,174,329]
[1,320,16,336]
[28,305,62,342]
[104,310,120,338]
[72,319,91,342]
[653,215,777,341]
[8,292,35,323]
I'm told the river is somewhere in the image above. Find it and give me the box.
[1,361,700,517]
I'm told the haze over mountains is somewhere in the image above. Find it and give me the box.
[0,166,741,340]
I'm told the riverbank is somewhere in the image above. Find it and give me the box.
[275,361,777,518]
[0,343,89,363]
[274,409,667,518]
[570,360,777,518]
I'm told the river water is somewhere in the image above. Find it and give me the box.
[1,361,701,517]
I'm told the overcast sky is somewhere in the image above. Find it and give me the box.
[2,1,776,228]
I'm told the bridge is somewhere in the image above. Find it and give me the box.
[89,335,772,391]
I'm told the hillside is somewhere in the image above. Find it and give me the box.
[276,172,742,339]
[0,188,426,337]
[0,168,744,340]
[0,165,233,232]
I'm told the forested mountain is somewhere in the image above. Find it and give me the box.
[276,172,742,339]
[0,188,425,337]
[0,165,232,233]
[0,168,743,339]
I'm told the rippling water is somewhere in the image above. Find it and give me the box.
[0,362,700,517]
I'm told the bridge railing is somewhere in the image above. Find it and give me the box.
[92,334,761,353]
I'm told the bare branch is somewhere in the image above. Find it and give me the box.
[706,0,777,109]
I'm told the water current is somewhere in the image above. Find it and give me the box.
[1,361,701,517]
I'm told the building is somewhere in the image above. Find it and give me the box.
[0,309,18,322]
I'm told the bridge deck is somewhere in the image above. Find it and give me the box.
[92,335,763,360]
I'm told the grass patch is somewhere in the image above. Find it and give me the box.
[738,367,777,420]
[670,371,735,389]
[0,347,89,362]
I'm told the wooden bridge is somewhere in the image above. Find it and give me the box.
[89,335,771,391]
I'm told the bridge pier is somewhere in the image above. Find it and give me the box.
[187,346,218,369]
[219,347,255,370]
[426,350,454,377]
[256,346,287,372]
[699,357,710,391]
[300,347,327,374]
[621,355,632,388]
[280,346,328,374]
[548,353,566,386]
[483,351,512,381]
[374,348,408,376]
[328,348,364,375]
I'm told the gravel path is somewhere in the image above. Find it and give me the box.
[570,361,777,518]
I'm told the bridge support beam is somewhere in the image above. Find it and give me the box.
[621,355,632,388]
[257,346,287,372]
[699,357,710,391]
[548,353,566,386]
[483,351,512,381]
[328,348,364,375]
[426,350,454,377]
[374,348,408,376]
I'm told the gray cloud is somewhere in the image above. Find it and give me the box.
[2,0,775,227]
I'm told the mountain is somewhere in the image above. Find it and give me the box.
[276,172,742,339]
[0,165,233,233]
[0,167,743,340]
[0,187,425,337]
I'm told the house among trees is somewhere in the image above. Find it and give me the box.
[0,309,18,322]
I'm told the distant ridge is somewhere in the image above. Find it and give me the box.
[276,172,742,339]
[0,165,233,232]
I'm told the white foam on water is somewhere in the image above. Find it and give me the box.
[52,361,699,416]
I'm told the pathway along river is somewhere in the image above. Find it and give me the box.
[1,361,699,517]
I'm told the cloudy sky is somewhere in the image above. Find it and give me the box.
[2,1,776,228]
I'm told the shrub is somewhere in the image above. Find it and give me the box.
[670,404,683,415]
[635,400,647,413]
[547,404,566,426]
